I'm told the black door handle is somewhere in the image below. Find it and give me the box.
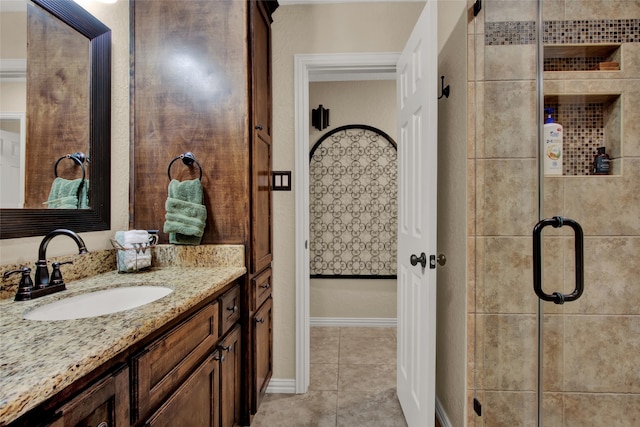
[533,216,584,304]
[410,252,427,268]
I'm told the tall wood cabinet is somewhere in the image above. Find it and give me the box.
[130,0,277,424]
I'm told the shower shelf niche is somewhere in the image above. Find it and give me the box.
[543,93,621,176]
[544,44,621,72]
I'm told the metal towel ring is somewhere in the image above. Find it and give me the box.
[54,152,87,182]
[167,152,203,181]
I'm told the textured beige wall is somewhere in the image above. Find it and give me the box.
[309,79,397,319]
[271,1,425,380]
[436,1,468,426]
[0,0,130,264]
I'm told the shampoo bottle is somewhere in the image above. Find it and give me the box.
[543,108,563,175]
[592,146,611,175]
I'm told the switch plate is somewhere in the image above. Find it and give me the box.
[272,171,292,191]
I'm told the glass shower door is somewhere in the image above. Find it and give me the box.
[471,0,639,426]
[537,1,640,425]
[470,0,543,424]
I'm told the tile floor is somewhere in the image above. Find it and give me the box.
[251,326,439,427]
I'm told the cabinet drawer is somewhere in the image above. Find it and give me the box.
[131,302,219,422]
[219,284,241,335]
[251,267,272,310]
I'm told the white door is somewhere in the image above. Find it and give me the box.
[0,128,24,208]
[396,0,437,425]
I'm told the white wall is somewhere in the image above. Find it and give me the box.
[0,0,130,263]
[271,0,425,381]
[436,1,469,426]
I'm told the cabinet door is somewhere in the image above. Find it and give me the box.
[254,297,273,410]
[131,303,219,422]
[145,353,220,427]
[250,0,273,275]
[219,325,241,427]
[50,365,129,427]
[251,0,272,139]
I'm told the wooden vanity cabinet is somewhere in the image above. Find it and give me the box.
[144,325,241,427]
[131,302,220,423]
[131,1,277,423]
[244,1,276,422]
[49,365,130,427]
[6,280,243,427]
[250,0,275,276]
[144,353,220,427]
[218,325,241,427]
[135,287,242,427]
[254,296,273,408]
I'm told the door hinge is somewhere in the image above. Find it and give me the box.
[473,397,482,416]
[473,0,482,17]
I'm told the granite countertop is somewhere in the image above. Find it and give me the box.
[0,246,246,426]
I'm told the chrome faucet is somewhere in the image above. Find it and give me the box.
[4,229,88,301]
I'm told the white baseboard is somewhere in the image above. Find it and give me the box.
[435,396,453,427]
[266,378,296,394]
[309,317,397,327]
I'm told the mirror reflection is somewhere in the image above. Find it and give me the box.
[0,0,91,209]
[0,0,111,239]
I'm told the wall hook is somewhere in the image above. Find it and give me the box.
[438,75,450,99]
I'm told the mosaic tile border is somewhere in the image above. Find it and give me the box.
[486,19,640,45]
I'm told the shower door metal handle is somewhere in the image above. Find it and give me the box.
[533,216,584,304]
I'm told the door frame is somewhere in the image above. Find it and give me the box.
[293,52,399,393]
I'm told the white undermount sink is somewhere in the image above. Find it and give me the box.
[23,286,174,321]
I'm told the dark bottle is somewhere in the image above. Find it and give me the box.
[592,146,611,175]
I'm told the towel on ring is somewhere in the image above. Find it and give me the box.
[163,178,207,245]
[115,230,152,272]
[44,177,89,209]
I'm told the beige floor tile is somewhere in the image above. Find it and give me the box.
[311,335,340,364]
[312,326,341,338]
[310,363,339,391]
[339,326,396,338]
[336,389,407,427]
[339,335,396,365]
[251,391,338,427]
[338,363,396,392]
[253,327,408,427]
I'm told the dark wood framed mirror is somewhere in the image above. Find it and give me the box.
[0,0,111,239]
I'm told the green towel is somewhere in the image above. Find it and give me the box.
[163,179,207,245]
[44,177,89,209]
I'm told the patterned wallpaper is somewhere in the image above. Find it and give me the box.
[309,125,397,278]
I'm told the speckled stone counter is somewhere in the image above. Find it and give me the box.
[0,244,245,426]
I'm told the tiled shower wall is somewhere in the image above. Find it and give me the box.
[468,1,640,426]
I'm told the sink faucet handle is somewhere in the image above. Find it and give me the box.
[50,261,73,286]
[4,268,34,301]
